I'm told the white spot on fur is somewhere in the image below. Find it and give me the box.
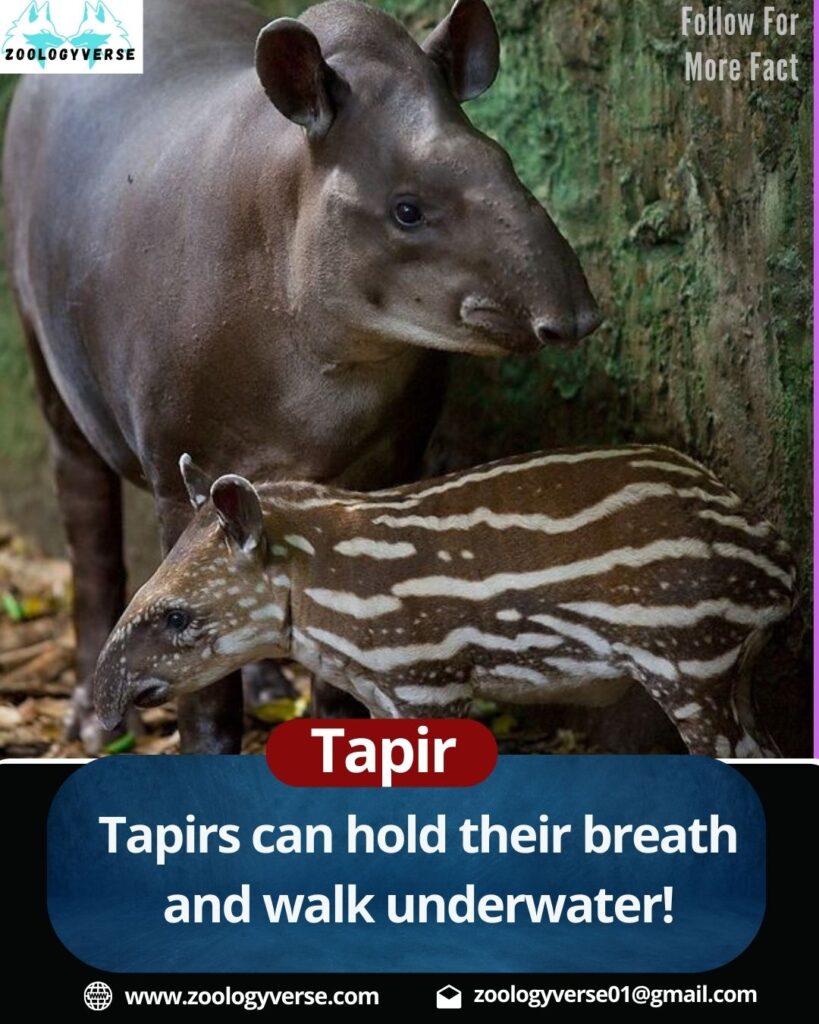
[285,534,315,555]
[334,538,417,559]
[214,625,278,655]
[490,664,548,685]
[250,604,285,622]
[673,702,702,720]
[496,609,522,622]
[394,683,471,704]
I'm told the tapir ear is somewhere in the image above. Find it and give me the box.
[422,0,499,102]
[211,475,265,556]
[255,18,348,139]
[179,453,212,511]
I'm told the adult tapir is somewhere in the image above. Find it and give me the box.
[3,0,600,753]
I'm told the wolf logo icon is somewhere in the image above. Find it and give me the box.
[3,1,132,68]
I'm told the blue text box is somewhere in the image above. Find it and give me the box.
[47,755,764,973]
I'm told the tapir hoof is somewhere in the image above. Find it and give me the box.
[242,659,297,710]
[65,681,143,755]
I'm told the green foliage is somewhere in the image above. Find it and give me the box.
[0,75,46,474]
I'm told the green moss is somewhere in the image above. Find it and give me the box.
[380,0,812,608]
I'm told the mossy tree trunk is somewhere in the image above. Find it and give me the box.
[378,1,812,603]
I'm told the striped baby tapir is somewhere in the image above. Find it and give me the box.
[93,445,797,756]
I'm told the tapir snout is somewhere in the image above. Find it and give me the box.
[93,633,173,731]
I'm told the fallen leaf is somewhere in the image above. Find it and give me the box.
[0,704,22,729]
[18,595,52,620]
[2,593,23,622]
[103,731,137,755]
[250,695,308,723]
[490,713,518,739]
[32,696,69,721]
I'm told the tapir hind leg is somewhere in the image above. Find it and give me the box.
[638,673,774,758]
[25,334,131,753]
[311,678,369,719]
[156,498,244,754]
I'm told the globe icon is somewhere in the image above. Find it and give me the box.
[83,981,113,1011]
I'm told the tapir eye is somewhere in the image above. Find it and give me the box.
[392,197,424,229]
[165,609,191,632]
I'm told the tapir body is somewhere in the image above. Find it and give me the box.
[3,0,599,752]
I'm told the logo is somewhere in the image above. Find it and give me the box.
[436,985,462,1010]
[1,0,143,73]
[83,981,113,1012]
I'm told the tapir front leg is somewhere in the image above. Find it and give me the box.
[27,339,130,753]
[156,498,244,754]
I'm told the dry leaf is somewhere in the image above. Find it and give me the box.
[0,704,23,729]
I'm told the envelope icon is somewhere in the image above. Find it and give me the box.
[436,985,462,1009]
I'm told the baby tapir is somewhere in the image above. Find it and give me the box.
[93,446,796,756]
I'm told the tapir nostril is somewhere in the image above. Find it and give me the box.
[533,320,564,344]
[132,679,172,709]
[533,314,578,345]
[533,305,603,346]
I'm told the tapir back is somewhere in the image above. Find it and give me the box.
[280,444,796,694]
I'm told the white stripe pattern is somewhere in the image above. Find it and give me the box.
[394,683,472,704]
[391,538,713,601]
[628,459,703,477]
[529,613,612,655]
[613,642,679,681]
[544,657,622,678]
[679,646,743,679]
[697,509,772,538]
[372,483,741,534]
[288,447,661,511]
[489,664,550,685]
[712,542,793,589]
[559,598,788,629]
[304,589,402,619]
[304,626,564,672]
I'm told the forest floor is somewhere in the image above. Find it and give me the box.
[0,525,599,758]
